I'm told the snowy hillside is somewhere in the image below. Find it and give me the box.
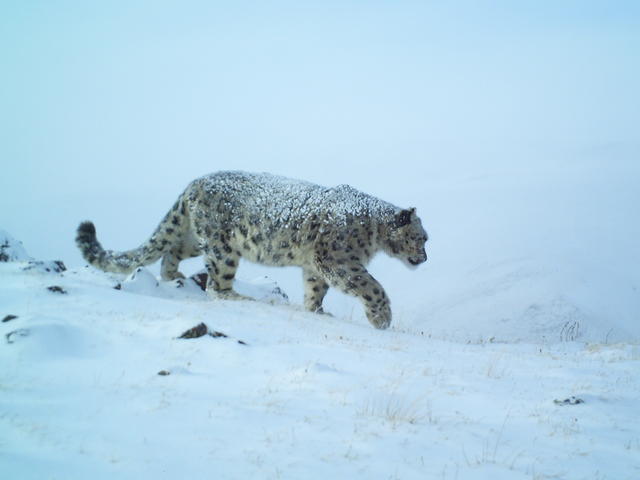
[1,233,639,480]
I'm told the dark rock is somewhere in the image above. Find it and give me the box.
[6,328,29,344]
[2,314,18,323]
[47,286,68,294]
[271,285,289,302]
[53,260,67,272]
[554,396,585,406]
[178,322,209,339]
[177,322,247,345]
[157,370,171,376]
[190,272,208,291]
[22,260,67,273]
[0,232,30,262]
[209,330,228,338]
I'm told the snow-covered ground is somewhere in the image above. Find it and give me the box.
[1,233,639,480]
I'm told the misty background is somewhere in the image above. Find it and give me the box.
[1,1,639,338]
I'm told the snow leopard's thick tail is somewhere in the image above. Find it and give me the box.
[76,198,187,275]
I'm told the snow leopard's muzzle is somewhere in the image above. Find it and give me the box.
[408,250,427,265]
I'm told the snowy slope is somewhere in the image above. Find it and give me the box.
[1,234,639,480]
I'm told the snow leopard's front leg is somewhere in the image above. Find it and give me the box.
[315,256,391,329]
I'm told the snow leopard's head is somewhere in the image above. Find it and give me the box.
[383,208,428,269]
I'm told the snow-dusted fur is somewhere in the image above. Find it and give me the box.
[76,171,428,328]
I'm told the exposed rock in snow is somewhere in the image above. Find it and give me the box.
[121,266,160,295]
[1,229,66,273]
[234,275,290,305]
[0,229,31,262]
[115,266,290,305]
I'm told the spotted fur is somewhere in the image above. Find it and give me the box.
[76,171,428,329]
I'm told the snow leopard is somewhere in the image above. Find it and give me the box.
[76,171,428,329]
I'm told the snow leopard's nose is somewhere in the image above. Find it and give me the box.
[408,252,427,265]
[414,249,427,264]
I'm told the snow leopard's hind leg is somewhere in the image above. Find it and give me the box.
[160,247,186,280]
[190,221,252,301]
[160,234,202,281]
[202,242,253,301]
[156,196,205,281]
[303,268,330,313]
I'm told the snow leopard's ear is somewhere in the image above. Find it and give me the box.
[394,208,416,228]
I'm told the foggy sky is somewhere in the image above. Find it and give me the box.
[1,0,638,268]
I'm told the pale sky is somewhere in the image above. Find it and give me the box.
[1,1,638,265]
